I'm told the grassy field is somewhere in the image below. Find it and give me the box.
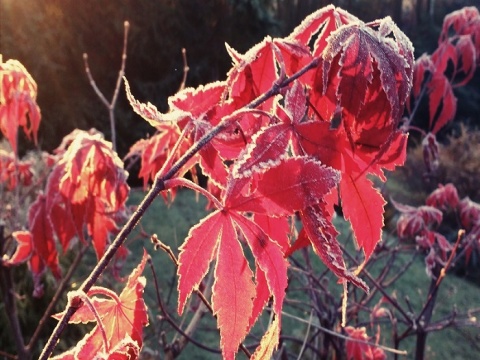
[122,188,480,359]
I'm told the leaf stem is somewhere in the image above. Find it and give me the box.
[74,290,110,353]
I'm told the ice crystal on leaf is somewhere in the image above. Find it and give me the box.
[125,5,414,358]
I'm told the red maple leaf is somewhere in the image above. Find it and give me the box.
[226,38,279,110]
[458,197,480,231]
[289,4,358,57]
[321,17,413,148]
[2,231,33,266]
[175,156,337,358]
[408,7,479,135]
[122,6,414,358]
[0,58,41,153]
[10,128,131,297]
[125,123,186,189]
[52,251,149,359]
[293,119,406,261]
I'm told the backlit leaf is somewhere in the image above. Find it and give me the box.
[177,211,223,314]
[340,173,386,260]
[212,214,255,360]
[2,231,33,266]
[0,58,41,153]
[228,157,339,216]
[52,251,149,359]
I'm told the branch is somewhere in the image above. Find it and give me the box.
[0,350,16,360]
[0,223,28,359]
[417,230,464,324]
[178,48,190,92]
[26,243,89,353]
[339,243,413,325]
[83,21,129,152]
[280,310,408,357]
[148,257,221,356]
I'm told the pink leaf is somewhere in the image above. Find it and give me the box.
[232,123,291,178]
[426,183,459,210]
[177,211,223,314]
[228,157,339,216]
[0,58,41,153]
[212,215,255,360]
[232,214,288,317]
[3,231,33,266]
[340,173,386,260]
[52,251,149,359]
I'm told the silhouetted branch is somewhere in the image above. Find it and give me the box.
[83,21,130,152]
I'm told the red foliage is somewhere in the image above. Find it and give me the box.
[395,183,480,276]
[13,5,480,360]
[51,251,149,359]
[426,183,459,210]
[3,129,130,296]
[0,57,41,154]
[0,149,33,190]
[408,6,480,135]
[127,5,413,358]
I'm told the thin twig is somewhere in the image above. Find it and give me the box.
[148,257,222,356]
[281,311,408,356]
[26,243,89,353]
[417,230,464,323]
[178,48,190,92]
[83,21,130,152]
[0,349,16,359]
[339,243,413,324]
[296,309,314,360]
[0,223,28,359]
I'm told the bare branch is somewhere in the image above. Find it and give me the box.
[0,223,28,359]
[178,48,190,92]
[280,310,408,356]
[83,21,130,152]
[26,243,89,353]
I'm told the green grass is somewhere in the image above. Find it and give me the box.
[122,188,480,359]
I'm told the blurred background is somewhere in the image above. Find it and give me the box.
[1,0,479,162]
